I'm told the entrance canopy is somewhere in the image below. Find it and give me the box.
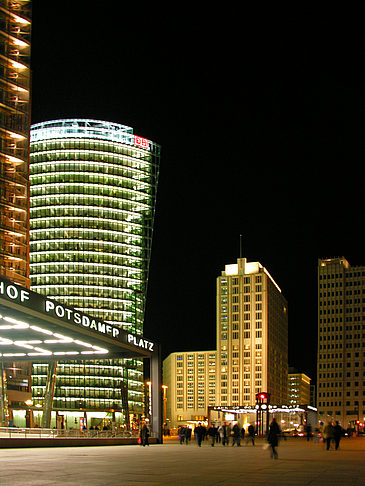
[0,276,157,361]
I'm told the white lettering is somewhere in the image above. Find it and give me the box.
[98,322,106,334]
[55,305,65,318]
[82,315,90,327]
[106,325,112,335]
[74,313,81,324]
[90,319,98,331]
[65,308,73,319]
[45,300,55,313]
[20,289,30,302]
[7,285,18,299]
[113,328,119,338]
[127,333,154,351]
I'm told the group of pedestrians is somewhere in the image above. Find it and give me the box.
[322,420,344,450]
[178,422,257,448]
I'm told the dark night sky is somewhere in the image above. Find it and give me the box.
[30,5,364,381]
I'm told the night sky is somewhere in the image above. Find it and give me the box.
[30,5,364,382]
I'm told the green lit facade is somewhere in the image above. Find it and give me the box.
[29,119,160,424]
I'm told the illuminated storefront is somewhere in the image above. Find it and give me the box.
[0,276,161,437]
[29,119,160,420]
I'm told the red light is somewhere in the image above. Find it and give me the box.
[134,135,149,150]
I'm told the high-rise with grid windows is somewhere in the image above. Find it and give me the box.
[317,257,365,428]
[29,119,160,427]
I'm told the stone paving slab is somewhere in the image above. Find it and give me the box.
[1,437,365,485]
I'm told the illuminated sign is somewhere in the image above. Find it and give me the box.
[0,277,157,356]
[44,300,120,338]
[0,281,30,303]
[127,334,154,351]
[134,135,149,150]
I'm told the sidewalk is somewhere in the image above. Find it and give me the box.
[1,436,365,485]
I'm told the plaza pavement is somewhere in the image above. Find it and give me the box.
[1,436,365,485]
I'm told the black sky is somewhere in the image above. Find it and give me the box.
[30,5,364,381]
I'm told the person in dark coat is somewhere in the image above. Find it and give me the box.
[185,426,192,445]
[333,421,343,450]
[140,423,150,446]
[179,426,186,444]
[267,418,281,459]
[247,424,255,446]
[194,423,205,447]
[207,424,217,447]
[232,423,241,446]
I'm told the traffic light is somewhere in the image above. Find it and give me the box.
[256,392,271,404]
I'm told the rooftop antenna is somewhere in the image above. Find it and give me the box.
[239,234,243,259]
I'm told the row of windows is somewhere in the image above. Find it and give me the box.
[31,138,156,160]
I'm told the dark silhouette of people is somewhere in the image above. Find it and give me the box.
[232,423,241,446]
[305,423,312,441]
[185,426,192,445]
[179,426,186,444]
[333,421,343,450]
[247,424,255,446]
[267,418,281,459]
[218,423,230,446]
[194,423,205,447]
[324,421,335,450]
[140,422,150,446]
[207,424,217,446]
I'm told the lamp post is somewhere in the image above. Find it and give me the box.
[146,381,152,422]
[162,385,168,428]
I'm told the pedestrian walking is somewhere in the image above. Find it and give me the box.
[185,426,192,445]
[207,424,217,447]
[241,426,246,441]
[194,423,205,447]
[313,426,320,444]
[179,426,186,444]
[218,422,230,446]
[267,418,281,459]
[305,423,312,441]
[247,424,255,446]
[323,421,335,450]
[232,423,241,446]
[140,422,150,447]
[333,421,343,450]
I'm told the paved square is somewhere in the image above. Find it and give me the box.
[1,437,365,485]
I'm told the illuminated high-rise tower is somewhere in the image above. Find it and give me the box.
[216,258,288,406]
[0,0,32,427]
[29,119,160,426]
[0,0,31,288]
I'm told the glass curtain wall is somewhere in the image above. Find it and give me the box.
[29,119,160,424]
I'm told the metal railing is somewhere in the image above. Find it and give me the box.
[0,427,153,439]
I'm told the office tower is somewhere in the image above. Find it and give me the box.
[163,257,288,427]
[0,0,32,427]
[288,367,311,406]
[29,119,160,427]
[216,258,288,407]
[163,350,217,426]
[0,0,31,288]
[317,257,365,428]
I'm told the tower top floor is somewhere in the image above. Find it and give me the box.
[221,258,282,293]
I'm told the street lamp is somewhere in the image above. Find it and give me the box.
[162,385,168,427]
